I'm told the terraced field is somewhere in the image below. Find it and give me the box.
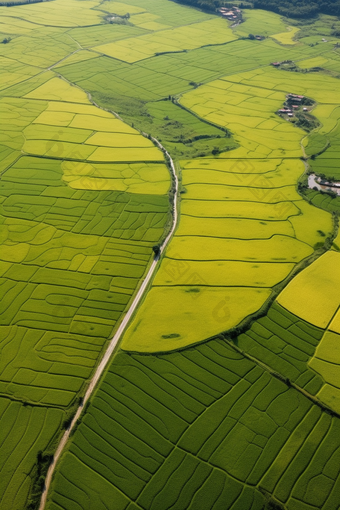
[1,0,340,509]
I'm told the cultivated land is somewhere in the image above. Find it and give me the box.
[0,0,340,509]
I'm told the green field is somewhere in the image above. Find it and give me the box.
[1,0,340,508]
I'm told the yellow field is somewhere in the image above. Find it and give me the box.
[271,27,300,45]
[84,132,155,148]
[277,251,340,328]
[316,385,340,414]
[87,147,163,162]
[181,158,283,174]
[177,215,295,239]
[154,259,294,287]
[70,115,136,132]
[166,235,312,262]
[184,183,298,202]
[25,77,89,103]
[62,161,169,194]
[311,331,340,365]
[289,201,333,248]
[121,286,271,352]
[182,159,304,188]
[181,199,300,220]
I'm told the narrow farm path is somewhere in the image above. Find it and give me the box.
[38,127,179,510]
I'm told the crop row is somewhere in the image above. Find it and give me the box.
[238,301,324,391]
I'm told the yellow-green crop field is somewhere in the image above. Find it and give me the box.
[271,26,300,45]
[277,251,340,329]
[1,0,340,509]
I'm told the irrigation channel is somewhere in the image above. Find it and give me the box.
[38,136,179,510]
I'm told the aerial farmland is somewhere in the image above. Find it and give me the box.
[0,0,339,509]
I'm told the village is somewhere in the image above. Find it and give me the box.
[218,5,243,25]
[276,92,311,121]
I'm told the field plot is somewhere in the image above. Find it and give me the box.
[271,27,300,45]
[235,9,287,37]
[277,251,340,329]
[47,343,340,510]
[93,19,236,63]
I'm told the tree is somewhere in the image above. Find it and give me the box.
[152,245,161,257]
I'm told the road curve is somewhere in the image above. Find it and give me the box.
[38,136,179,510]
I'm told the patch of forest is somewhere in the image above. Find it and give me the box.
[174,0,340,19]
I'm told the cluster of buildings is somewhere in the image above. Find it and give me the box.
[218,6,241,21]
[277,94,308,119]
[271,60,294,67]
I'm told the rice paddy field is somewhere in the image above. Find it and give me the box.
[0,0,340,509]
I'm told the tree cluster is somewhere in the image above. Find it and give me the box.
[174,0,340,18]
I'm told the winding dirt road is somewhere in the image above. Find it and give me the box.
[38,138,178,510]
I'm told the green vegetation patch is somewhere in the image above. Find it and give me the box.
[47,339,340,510]
[237,301,324,392]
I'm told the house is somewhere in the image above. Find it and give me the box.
[271,62,281,66]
